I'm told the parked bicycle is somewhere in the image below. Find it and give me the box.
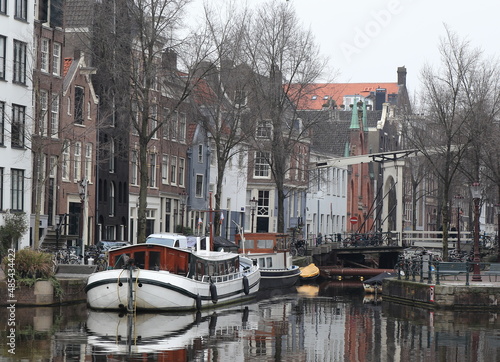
[290,239,307,257]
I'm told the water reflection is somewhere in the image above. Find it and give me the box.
[1,281,500,361]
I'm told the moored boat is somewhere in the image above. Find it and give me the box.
[236,233,301,289]
[85,235,260,312]
[362,271,397,293]
[299,263,320,281]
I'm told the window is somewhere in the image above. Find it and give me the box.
[198,144,203,163]
[235,90,247,107]
[49,156,57,178]
[109,182,115,216]
[52,42,61,76]
[109,138,115,173]
[0,168,3,210]
[73,142,81,181]
[256,120,272,138]
[0,36,5,79]
[149,153,156,187]
[195,174,203,197]
[15,0,27,20]
[11,169,24,211]
[40,90,48,136]
[150,105,158,138]
[170,156,177,185]
[50,93,59,138]
[74,86,84,124]
[178,158,185,186]
[85,144,92,181]
[62,141,70,180]
[11,104,25,147]
[178,113,186,142]
[161,155,168,184]
[171,111,178,140]
[131,150,138,185]
[41,38,49,72]
[13,40,27,84]
[0,0,6,14]
[87,101,91,120]
[162,107,170,139]
[0,101,4,145]
[254,152,270,178]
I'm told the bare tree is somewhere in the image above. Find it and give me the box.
[241,1,328,233]
[402,28,491,259]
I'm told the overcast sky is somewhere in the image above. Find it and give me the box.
[187,0,499,96]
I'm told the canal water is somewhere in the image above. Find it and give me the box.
[1,281,499,362]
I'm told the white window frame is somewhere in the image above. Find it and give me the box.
[73,142,81,182]
[170,156,177,185]
[40,90,48,136]
[178,158,185,187]
[41,38,49,73]
[161,154,168,184]
[85,143,92,181]
[254,151,270,178]
[52,42,61,76]
[62,141,70,181]
[50,93,59,138]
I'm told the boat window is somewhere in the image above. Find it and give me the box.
[266,257,273,268]
[134,251,145,269]
[257,239,273,248]
[149,251,161,270]
[113,253,130,269]
[258,258,265,268]
[146,237,175,247]
[208,262,216,276]
[196,261,205,280]
[218,262,225,275]
[243,239,254,250]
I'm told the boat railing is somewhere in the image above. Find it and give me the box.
[200,264,258,284]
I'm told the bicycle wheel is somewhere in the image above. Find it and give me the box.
[297,246,306,256]
[290,248,297,257]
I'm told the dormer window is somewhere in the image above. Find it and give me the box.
[311,95,317,100]
[235,90,247,108]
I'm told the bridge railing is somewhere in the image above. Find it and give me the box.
[401,230,473,250]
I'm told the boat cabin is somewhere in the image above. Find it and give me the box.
[235,233,289,253]
[108,244,240,281]
[235,233,291,269]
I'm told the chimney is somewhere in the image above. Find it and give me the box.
[162,48,177,70]
[397,66,407,86]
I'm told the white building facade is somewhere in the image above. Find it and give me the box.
[0,0,34,249]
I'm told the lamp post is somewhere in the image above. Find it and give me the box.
[78,179,88,265]
[250,197,258,233]
[470,182,482,282]
[454,194,464,253]
[495,204,500,262]
[179,192,187,234]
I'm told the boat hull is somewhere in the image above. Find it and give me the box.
[260,265,301,289]
[85,267,260,312]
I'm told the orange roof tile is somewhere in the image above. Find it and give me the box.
[63,58,73,76]
[290,82,399,110]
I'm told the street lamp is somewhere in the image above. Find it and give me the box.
[250,197,258,233]
[495,204,500,262]
[179,192,187,234]
[470,182,482,282]
[78,179,88,265]
[454,194,464,253]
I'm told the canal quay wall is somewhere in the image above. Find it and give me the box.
[383,277,500,311]
[0,264,93,307]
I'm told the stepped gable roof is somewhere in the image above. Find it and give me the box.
[291,82,399,111]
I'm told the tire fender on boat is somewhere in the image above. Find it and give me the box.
[210,282,218,304]
[195,294,202,310]
[243,276,250,295]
